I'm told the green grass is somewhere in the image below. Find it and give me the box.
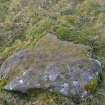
[0,0,105,105]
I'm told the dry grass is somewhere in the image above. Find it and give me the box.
[0,0,105,105]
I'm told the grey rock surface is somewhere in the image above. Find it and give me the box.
[0,34,101,98]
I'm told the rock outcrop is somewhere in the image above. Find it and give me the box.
[0,34,101,99]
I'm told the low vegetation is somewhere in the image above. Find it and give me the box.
[0,0,105,105]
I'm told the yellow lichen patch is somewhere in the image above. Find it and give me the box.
[85,79,97,93]
[0,80,7,91]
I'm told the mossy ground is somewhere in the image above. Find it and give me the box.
[0,0,105,105]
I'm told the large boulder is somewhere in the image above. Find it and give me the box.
[0,34,101,99]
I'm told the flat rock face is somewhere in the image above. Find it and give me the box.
[0,34,101,98]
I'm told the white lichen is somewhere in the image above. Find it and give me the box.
[73,81,78,86]
[19,80,24,84]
